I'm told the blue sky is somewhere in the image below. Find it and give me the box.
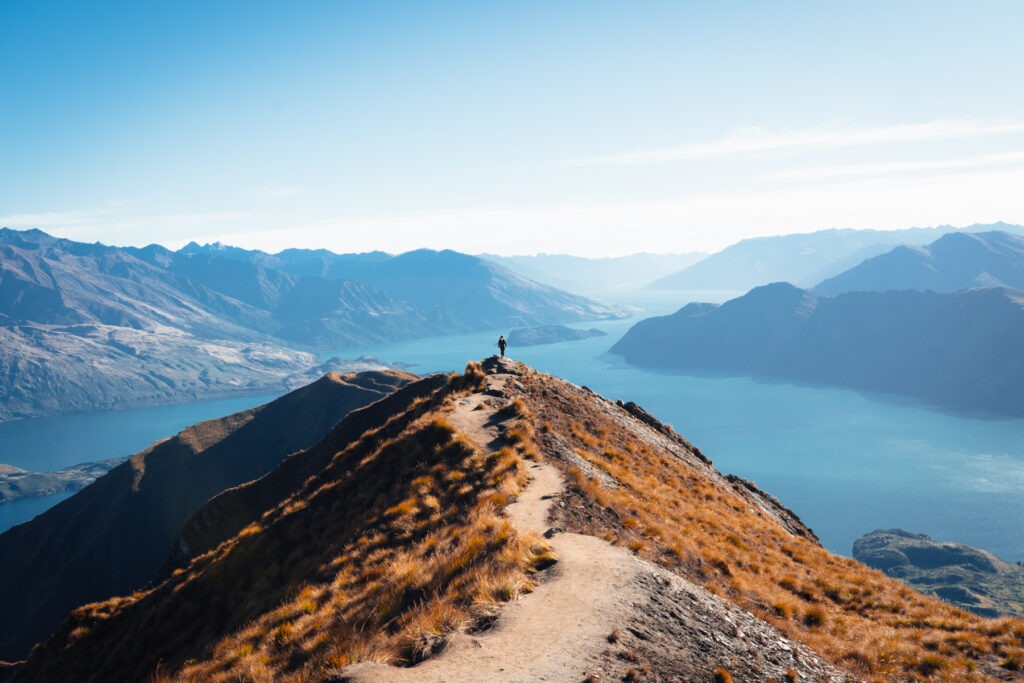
[2,1,1024,255]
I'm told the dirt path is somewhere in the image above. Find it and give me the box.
[341,361,855,682]
[342,369,643,683]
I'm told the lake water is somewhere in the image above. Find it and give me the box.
[3,290,1023,563]
[0,392,282,530]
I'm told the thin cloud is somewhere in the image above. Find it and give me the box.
[764,149,1024,182]
[560,119,1024,167]
[264,186,317,200]
[201,166,1024,256]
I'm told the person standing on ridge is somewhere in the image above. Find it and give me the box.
[498,335,507,358]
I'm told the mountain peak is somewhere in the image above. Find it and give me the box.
[816,229,1024,295]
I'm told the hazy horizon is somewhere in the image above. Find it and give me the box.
[5,220,1020,260]
[3,2,1024,256]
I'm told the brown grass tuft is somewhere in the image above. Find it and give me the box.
[508,368,1024,683]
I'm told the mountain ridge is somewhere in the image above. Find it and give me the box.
[0,228,624,421]
[649,223,1024,292]
[816,230,1024,295]
[5,358,1022,681]
[612,283,1024,416]
[0,369,416,662]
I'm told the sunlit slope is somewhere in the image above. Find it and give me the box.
[7,359,1022,682]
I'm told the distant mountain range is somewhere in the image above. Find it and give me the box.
[180,241,629,332]
[482,252,706,295]
[649,222,1024,292]
[0,369,418,662]
[816,230,1024,295]
[0,228,624,420]
[611,282,1024,416]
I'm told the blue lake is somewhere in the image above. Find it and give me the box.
[3,291,1023,563]
[338,313,1024,563]
[0,392,283,530]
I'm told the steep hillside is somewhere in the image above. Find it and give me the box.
[612,283,1024,416]
[817,231,1024,295]
[7,359,1023,682]
[164,373,452,572]
[855,529,1024,619]
[0,370,415,662]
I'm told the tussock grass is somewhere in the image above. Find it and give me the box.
[21,368,550,683]
[513,371,1024,682]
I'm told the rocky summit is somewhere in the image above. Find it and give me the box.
[2,360,1022,682]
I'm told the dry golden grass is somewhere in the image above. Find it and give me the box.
[20,367,551,683]
[514,370,1024,682]
[172,400,547,681]
[27,362,1024,683]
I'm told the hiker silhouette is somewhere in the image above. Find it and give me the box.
[498,335,507,357]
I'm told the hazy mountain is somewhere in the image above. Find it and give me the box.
[854,529,1024,619]
[506,324,606,347]
[0,369,415,662]
[816,230,1024,295]
[647,224,1024,291]
[0,228,623,420]
[482,252,707,294]
[5,358,1018,681]
[612,283,1024,416]
[180,244,630,330]
[176,240,393,281]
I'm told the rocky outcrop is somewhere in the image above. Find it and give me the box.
[854,529,1024,618]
